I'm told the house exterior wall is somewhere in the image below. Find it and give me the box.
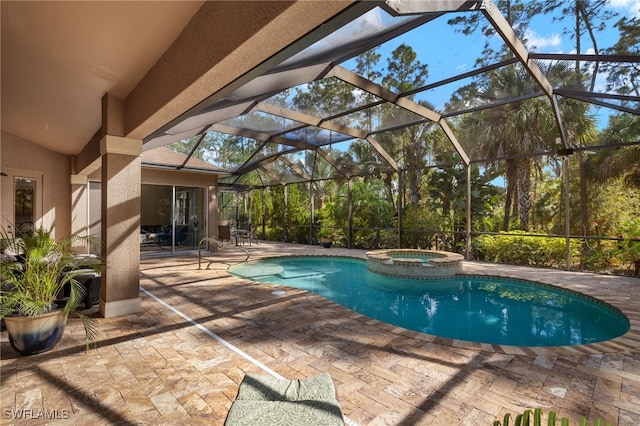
[1,130,219,247]
[1,130,72,238]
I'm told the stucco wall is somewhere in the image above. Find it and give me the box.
[1,130,72,237]
[141,167,217,187]
[0,131,219,243]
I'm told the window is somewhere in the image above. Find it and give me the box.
[13,176,40,235]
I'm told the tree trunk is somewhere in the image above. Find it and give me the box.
[579,152,589,267]
[517,158,532,231]
[503,160,518,231]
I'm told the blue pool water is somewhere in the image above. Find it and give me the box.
[228,256,630,347]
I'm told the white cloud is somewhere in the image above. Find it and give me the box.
[524,29,562,52]
[609,0,640,18]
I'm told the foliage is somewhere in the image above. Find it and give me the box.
[287,225,312,245]
[618,219,640,274]
[426,154,502,226]
[577,218,640,275]
[602,15,640,96]
[317,177,393,248]
[0,226,103,347]
[473,231,580,267]
[589,114,640,189]
[317,226,334,239]
[561,172,640,239]
[582,240,620,274]
[169,1,638,275]
[379,43,431,207]
[316,201,345,246]
[452,60,593,232]
[263,226,284,242]
[493,407,611,426]
[401,204,447,249]
[378,229,398,249]
[530,170,562,233]
[285,183,311,226]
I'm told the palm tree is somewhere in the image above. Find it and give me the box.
[379,44,431,207]
[455,61,594,231]
[589,113,640,188]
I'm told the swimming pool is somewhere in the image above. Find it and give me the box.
[228,256,630,347]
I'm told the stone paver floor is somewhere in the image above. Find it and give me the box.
[1,241,639,425]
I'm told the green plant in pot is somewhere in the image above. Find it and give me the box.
[0,227,102,355]
[493,407,611,426]
[318,227,334,248]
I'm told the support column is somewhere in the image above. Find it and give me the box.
[100,135,142,317]
[397,171,404,249]
[262,188,266,239]
[347,178,353,249]
[208,185,217,252]
[309,182,314,244]
[70,174,90,252]
[563,154,571,270]
[283,185,288,242]
[466,165,471,259]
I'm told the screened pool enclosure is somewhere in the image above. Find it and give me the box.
[141,1,639,274]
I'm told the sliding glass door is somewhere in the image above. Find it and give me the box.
[140,184,206,253]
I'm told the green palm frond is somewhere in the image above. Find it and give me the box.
[492,408,611,426]
[1,225,103,350]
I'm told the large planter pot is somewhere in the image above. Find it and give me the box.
[320,237,333,248]
[4,309,69,356]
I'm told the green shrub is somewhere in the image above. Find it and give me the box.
[582,240,620,273]
[618,219,640,275]
[378,229,398,249]
[401,205,447,249]
[473,232,580,267]
[287,225,311,244]
[264,226,283,241]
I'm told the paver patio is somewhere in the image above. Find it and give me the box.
[1,241,639,425]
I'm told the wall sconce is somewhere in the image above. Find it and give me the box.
[211,194,217,200]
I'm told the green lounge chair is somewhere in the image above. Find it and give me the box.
[225,373,344,426]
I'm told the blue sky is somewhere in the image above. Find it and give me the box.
[332,1,638,129]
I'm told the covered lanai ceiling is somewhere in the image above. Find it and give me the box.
[143,0,639,188]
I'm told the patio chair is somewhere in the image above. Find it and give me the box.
[175,225,189,245]
[75,271,101,309]
[140,229,158,246]
[236,224,258,246]
[225,373,344,425]
[248,225,258,246]
[218,225,232,245]
[59,269,101,309]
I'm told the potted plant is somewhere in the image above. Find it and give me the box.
[0,227,102,355]
[493,407,611,426]
[318,227,334,248]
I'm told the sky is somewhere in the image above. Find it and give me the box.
[211,1,639,171]
[330,0,639,129]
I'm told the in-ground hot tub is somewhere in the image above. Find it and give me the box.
[366,249,464,279]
